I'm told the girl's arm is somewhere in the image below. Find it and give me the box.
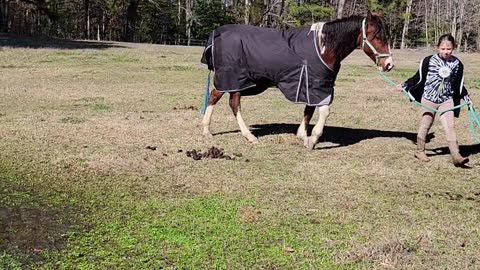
[402,57,426,91]
[403,70,421,90]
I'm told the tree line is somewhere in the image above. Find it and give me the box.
[0,0,479,51]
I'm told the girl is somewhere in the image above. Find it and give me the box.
[395,34,472,167]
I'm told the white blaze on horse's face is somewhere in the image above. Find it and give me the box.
[379,45,394,72]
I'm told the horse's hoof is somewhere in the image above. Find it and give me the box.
[305,138,316,150]
[303,137,309,147]
[247,136,259,144]
[203,132,213,138]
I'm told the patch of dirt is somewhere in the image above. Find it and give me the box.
[0,183,82,265]
[0,205,76,264]
[335,234,434,268]
[239,205,261,223]
[183,146,245,161]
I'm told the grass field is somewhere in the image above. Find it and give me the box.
[1,37,480,269]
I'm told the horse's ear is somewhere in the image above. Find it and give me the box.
[367,10,373,20]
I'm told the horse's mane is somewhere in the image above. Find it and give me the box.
[322,14,389,58]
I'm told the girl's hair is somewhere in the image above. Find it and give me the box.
[437,34,456,48]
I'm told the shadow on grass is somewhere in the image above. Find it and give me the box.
[429,144,480,157]
[0,33,125,49]
[250,123,480,154]
[214,123,426,148]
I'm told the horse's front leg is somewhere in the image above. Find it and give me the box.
[306,105,330,150]
[202,88,224,138]
[229,92,258,143]
[297,105,316,146]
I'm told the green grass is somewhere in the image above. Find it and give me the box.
[38,195,355,269]
[0,251,22,270]
[0,163,356,269]
[470,79,480,90]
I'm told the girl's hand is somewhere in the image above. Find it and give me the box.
[464,95,473,106]
[394,84,404,92]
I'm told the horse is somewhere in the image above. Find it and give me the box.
[200,11,394,149]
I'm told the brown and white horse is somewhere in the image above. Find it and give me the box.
[201,11,393,149]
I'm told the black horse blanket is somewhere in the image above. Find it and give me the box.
[201,24,339,106]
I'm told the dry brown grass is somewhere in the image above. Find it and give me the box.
[1,40,480,268]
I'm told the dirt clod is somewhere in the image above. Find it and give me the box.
[173,105,196,110]
[146,146,157,151]
[184,146,241,161]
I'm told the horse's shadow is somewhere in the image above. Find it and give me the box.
[214,123,480,155]
[251,123,418,149]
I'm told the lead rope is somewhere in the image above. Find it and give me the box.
[378,71,480,144]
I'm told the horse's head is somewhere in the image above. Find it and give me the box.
[361,11,394,72]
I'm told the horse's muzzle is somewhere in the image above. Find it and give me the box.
[379,56,394,72]
[384,62,394,72]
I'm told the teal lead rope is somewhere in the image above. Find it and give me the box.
[378,71,480,144]
[468,105,480,144]
[201,70,211,115]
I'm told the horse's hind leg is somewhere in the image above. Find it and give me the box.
[202,88,224,138]
[229,92,258,143]
[306,105,330,150]
[297,105,315,146]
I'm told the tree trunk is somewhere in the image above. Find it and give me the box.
[348,0,357,16]
[435,0,439,43]
[0,0,3,32]
[84,0,90,39]
[400,0,413,49]
[177,0,181,43]
[425,0,429,48]
[185,0,192,45]
[451,2,456,40]
[102,11,106,40]
[0,0,8,32]
[476,23,480,51]
[124,0,141,42]
[456,0,465,50]
[244,0,250,24]
[336,0,345,19]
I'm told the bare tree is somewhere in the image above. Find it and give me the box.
[244,0,250,24]
[84,0,90,39]
[400,0,413,49]
[185,0,192,45]
[336,0,345,18]
[455,0,466,49]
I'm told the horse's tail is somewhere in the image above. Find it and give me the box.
[200,30,215,71]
